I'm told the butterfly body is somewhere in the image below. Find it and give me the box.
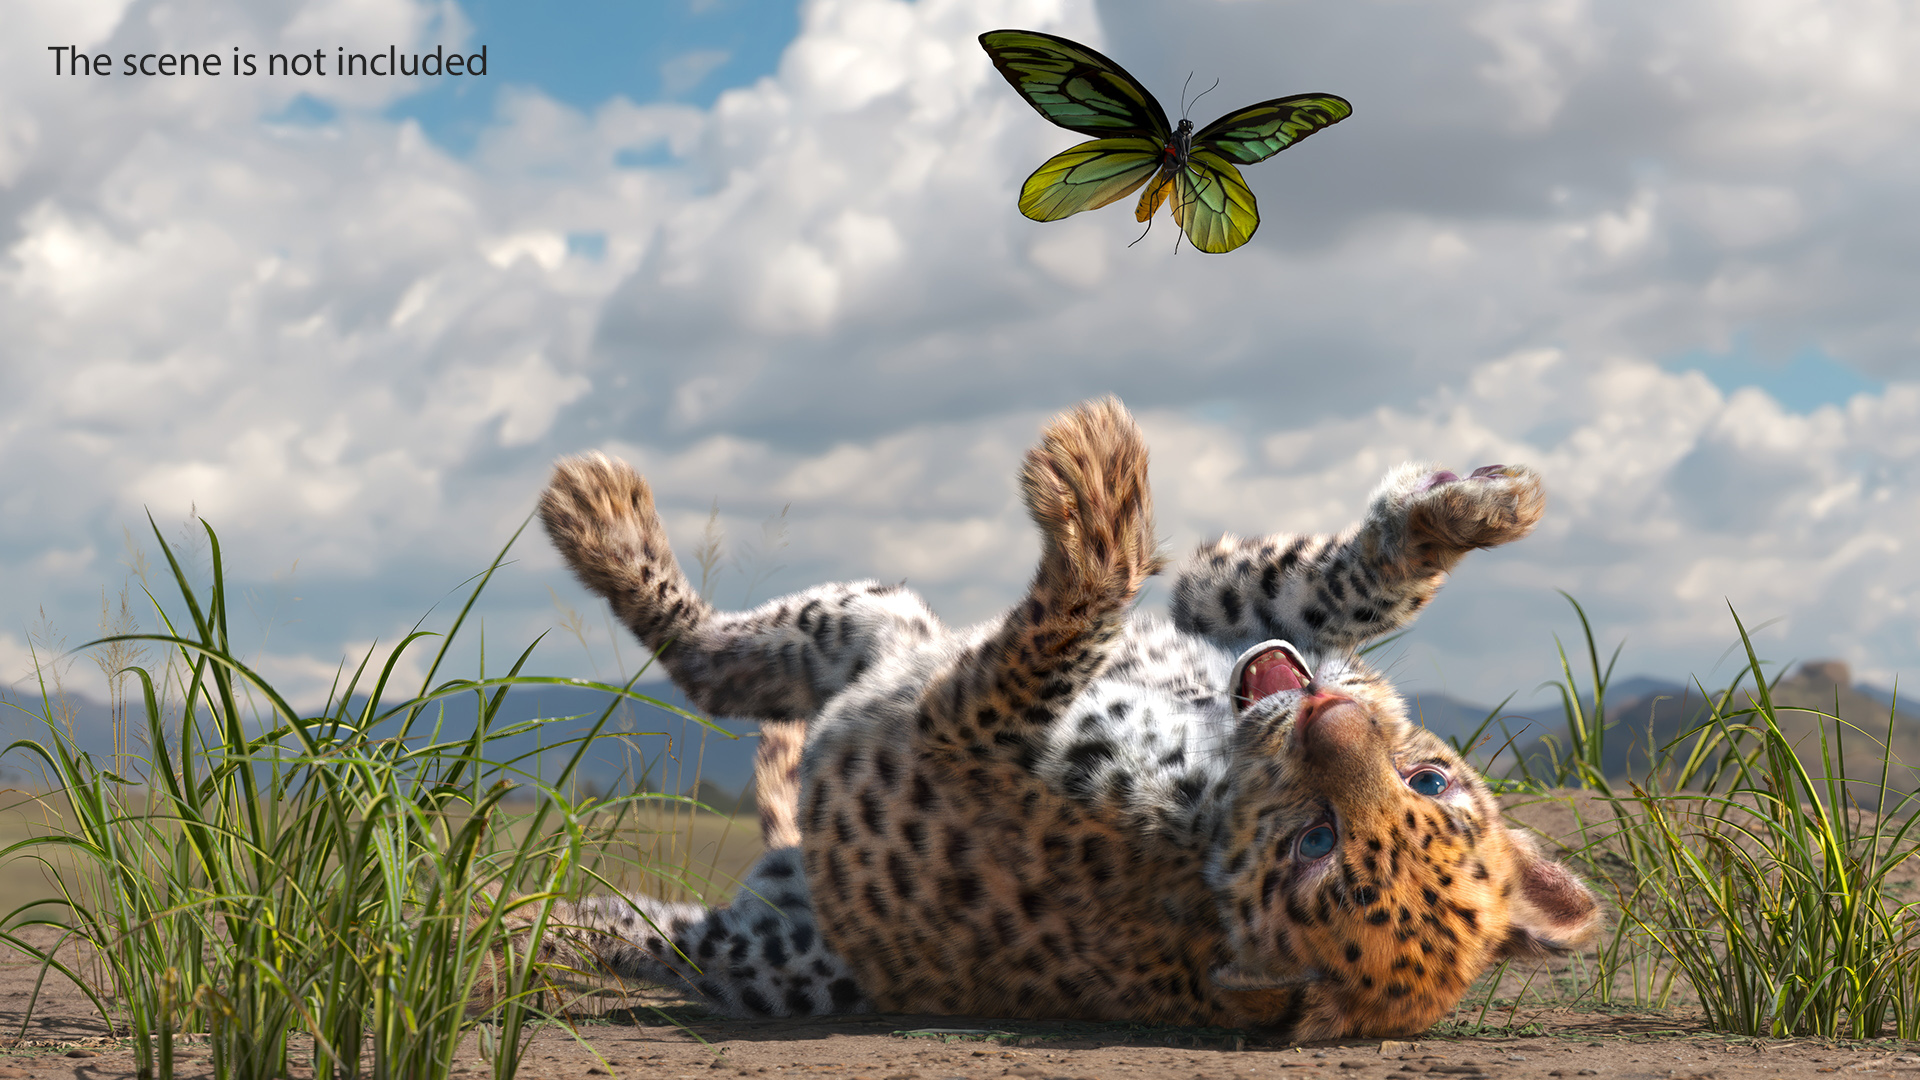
[981,29,1351,253]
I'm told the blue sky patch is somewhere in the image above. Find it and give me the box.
[1666,340,1883,412]
[386,0,800,154]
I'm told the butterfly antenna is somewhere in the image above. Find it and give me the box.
[1179,71,1196,118]
[1187,76,1221,116]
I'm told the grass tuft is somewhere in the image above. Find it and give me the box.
[0,513,719,1079]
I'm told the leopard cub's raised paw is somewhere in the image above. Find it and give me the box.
[538,453,704,637]
[1378,461,1545,558]
[1020,397,1166,599]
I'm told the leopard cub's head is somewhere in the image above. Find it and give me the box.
[1204,642,1600,1039]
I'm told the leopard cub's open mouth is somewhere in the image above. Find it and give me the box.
[1229,639,1312,714]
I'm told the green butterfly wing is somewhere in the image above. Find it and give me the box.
[981,29,1352,253]
[979,29,1171,139]
[1019,137,1163,221]
[1192,94,1353,165]
[1171,150,1260,254]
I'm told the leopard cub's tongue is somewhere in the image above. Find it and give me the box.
[1235,648,1308,708]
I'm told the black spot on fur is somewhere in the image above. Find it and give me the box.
[790,925,814,955]
[824,850,848,901]
[762,934,789,968]
[1278,540,1305,575]
[1225,846,1250,876]
[784,988,812,1014]
[949,875,982,905]
[1062,739,1117,798]
[1218,587,1243,626]
[1261,869,1283,906]
[1386,982,1410,999]
[859,790,886,835]
[828,978,862,1010]
[1082,835,1113,884]
[1286,894,1314,926]
[904,820,928,854]
[1367,908,1391,926]
[1353,885,1379,906]
[1303,607,1328,629]
[945,829,973,864]
[1174,775,1205,806]
[873,749,897,787]
[1344,942,1362,963]
[911,773,936,811]
[886,852,916,899]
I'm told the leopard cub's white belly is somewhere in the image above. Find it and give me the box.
[1031,617,1241,843]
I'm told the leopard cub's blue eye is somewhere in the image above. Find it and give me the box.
[1407,769,1449,797]
[1297,824,1336,860]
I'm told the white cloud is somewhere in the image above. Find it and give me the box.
[661,49,730,98]
[3,0,1920,714]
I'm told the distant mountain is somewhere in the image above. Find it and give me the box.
[1504,660,1920,793]
[1402,692,1504,745]
[0,679,767,804]
[1860,681,1918,717]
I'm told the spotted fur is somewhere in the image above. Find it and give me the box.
[526,399,1598,1039]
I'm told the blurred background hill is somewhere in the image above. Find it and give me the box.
[8,659,1913,807]
[0,679,764,811]
[1498,660,1920,795]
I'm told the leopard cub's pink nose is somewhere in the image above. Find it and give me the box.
[1295,693,1368,755]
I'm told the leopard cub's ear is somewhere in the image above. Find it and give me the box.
[1497,828,1602,959]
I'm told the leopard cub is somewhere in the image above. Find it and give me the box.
[517,397,1597,1039]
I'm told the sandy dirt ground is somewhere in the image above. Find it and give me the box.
[1,791,1916,1079]
[5,989,1920,1080]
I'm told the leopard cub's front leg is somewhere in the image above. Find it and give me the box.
[1172,463,1544,653]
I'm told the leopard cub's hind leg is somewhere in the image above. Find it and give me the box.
[486,848,866,1019]
[918,397,1166,748]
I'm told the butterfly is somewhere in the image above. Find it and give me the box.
[979,29,1352,254]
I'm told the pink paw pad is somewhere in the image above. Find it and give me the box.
[1416,464,1508,494]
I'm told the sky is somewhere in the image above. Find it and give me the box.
[3,0,1918,723]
